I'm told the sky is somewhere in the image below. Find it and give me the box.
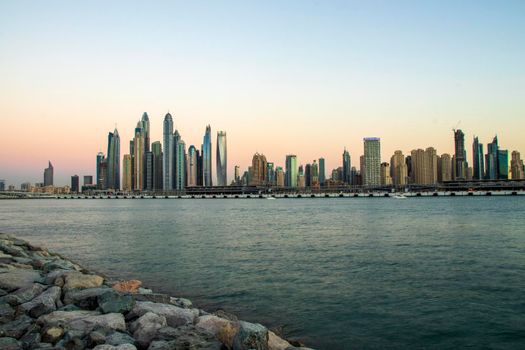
[1,0,524,186]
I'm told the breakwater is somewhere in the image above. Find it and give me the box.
[0,233,312,350]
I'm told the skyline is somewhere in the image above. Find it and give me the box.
[1,1,525,185]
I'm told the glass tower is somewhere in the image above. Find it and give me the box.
[472,136,484,180]
[106,128,120,190]
[363,138,381,186]
[343,149,351,184]
[285,155,297,188]
[163,113,174,190]
[216,131,227,186]
[202,125,212,186]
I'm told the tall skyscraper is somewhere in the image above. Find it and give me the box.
[141,112,150,153]
[318,158,326,186]
[163,113,174,190]
[187,145,197,186]
[216,131,227,186]
[44,161,54,186]
[267,162,275,185]
[510,151,525,180]
[390,150,407,186]
[297,165,305,188]
[438,154,452,183]
[380,163,392,185]
[472,136,484,180]
[285,155,297,187]
[363,138,381,186]
[145,152,154,191]
[71,175,79,193]
[122,154,132,191]
[106,128,120,190]
[96,152,105,189]
[234,165,240,185]
[276,167,285,187]
[485,136,499,180]
[202,125,212,186]
[342,149,351,184]
[498,150,509,180]
[175,139,186,190]
[196,150,203,186]
[250,153,267,186]
[83,175,94,186]
[311,160,319,187]
[133,121,145,191]
[454,129,467,180]
[410,147,437,185]
[151,141,163,191]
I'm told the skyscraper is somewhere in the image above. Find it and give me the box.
[380,163,392,185]
[267,162,275,185]
[152,141,163,191]
[318,158,326,186]
[250,153,267,186]
[438,154,452,183]
[175,139,186,190]
[163,113,174,190]
[390,150,407,186]
[187,145,197,186]
[472,136,484,180]
[363,138,381,186]
[145,152,154,191]
[141,112,150,153]
[133,121,145,191]
[106,128,120,190]
[311,160,319,187]
[510,151,525,180]
[234,165,240,185]
[44,161,54,186]
[71,175,79,193]
[454,129,467,180]
[122,154,132,191]
[485,136,499,180]
[216,131,227,186]
[410,147,437,185]
[96,152,105,189]
[202,125,212,186]
[196,150,203,186]
[498,150,509,180]
[83,175,93,186]
[276,167,285,187]
[285,155,297,187]
[342,149,351,185]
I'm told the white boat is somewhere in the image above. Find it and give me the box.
[267,196,276,200]
[392,194,407,199]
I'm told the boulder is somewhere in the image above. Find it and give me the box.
[37,310,100,328]
[0,302,15,319]
[112,280,142,293]
[41,326,64,343]
[268,331,291,350]
[98,290,135,314]
[0,267,42,292]
[0,252,14,263]
[170,297,192,309]
[105,331,136,346]
[130,312,167,348]
[232,321,269,350]
[63,272,104,290]
[20,330,41,349]
[68,313,127,334]
[196,314,238,348]
[147,325,223,350]
[1,283,47,306]
[42,259,79,273]
[94,344,137,350]
[129,301,198,327]
[0,337,22,350]
[63,286,112,309]
[20,286,61,318]
[0,314,33,339]
[133,293,172,304]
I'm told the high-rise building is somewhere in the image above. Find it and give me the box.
[267,162,275,185]
[485,136,499,180]
[133,121,145,191]
[96,152,104,188]
[342,149,351,184]
[44,161,54,187]
[380,163,392,186]
[152,141,163,191]
[276,167,285,187]
[297,165,305,188]
[175,139,186,190]
[0,180,4,191]
[311,160,319,187]
[106,128,120,190]
[202,125,212,187]
[285,155,297,187]
[498,150,509,180]
[250,153,267,186]
[71,175,79,193]
[98,159,107,190]
[145,152,154,191]
[390,150,407,186]
[234,166,240,185]
[141,112,150,153]
[363,138,381,186]
[196,150,203,186]
[472,136,484,180]
[122,154,132,191]
[410,148,437,185]
[83,175,94,186]
[511,151,525,180]
[318,158,326,186]
[454,129,467,180]
[438,153,452,183]
[305,163,312,187]
[163,113,174,190]
[187,145,198,186]
[216,131,227,186]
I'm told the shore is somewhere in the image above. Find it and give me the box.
[0,233,313,350]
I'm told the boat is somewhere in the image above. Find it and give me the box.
[267,196,276,200]
[392,194,408,199]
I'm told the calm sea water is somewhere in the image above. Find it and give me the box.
[1,198,524,349]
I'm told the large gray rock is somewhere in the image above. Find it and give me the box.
[268,331,292,350]
[129,301,198,327]
[20,286,61,317]
[1,283,47,306]
[94,344,137,350]
[0,252,14,263]
[37,310,100,327]
[0,314,33,339]
[63,272,104,290]
[42,259,79,273]
[0,337,22,350]
[0,301,15,319]
[20,330,42,349]
[98,290,135,314]
[105,331,136,346]
[63,286,112,309]
[0,266,42,292]
[68,313,127,333]
[147,325,223,350]
[130,311,167,348]
[133,293,172,304]
[232,321,269,350]
[196,314,238,348]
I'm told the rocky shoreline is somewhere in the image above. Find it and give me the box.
[0,233,313,350]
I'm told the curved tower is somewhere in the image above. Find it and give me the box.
[163,113,174,190]
[216,131,227,186]
[141,112,150,153]
[202,125,212,186]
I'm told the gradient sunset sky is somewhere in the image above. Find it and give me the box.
[1,0,524,186]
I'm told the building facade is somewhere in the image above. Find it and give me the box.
[363,138,381,186]
[216,131,227,186]
[202,125,212,186]
[285,155,297,187]
[163,113,174,190]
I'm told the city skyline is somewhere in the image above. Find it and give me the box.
[1,1,525,185]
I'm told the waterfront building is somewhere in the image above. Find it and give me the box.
[351,167,359,186]
[485,136,499,180]
[342,149,351,184]
[405,156,412,181]
[145,152,154,191]
[187,146,198,186]
[0,180,4,191]
[454,129,467,180]
[152,141,163,191]
[98,159,107,190]
[438,153,452,182]
[250,153,267,186]
[163,113,174,190]
[498,150,509,180]
[122,154,132,191]
[297,165,305,188]
[133,121,145,191]
[318,158,326,186]
[390,150,407,186]
[129,140,134,187]
[175,139,186,190]
[331,168,340,181]
[141,112,150,153]
[267,162,275,185]
[216,131,227,186]
[234,166,240,185]
[311,160,319,187]
[305,164,312,187]
[21,182,31,191]
[242,170,250,186]
[380,163,392,186]
[285,155,297,187]
[83,175,93,186]
[196,150,203,186]
[202,125,212,186]
[96,152,104,188]
[472,136,484,180]
[410,148,437,185]
[71,175,79,193]
[363,138,381,186]
[44,161,54,187]
[106,128,120,190]
[276,167,285,187]
[511,151,525,180]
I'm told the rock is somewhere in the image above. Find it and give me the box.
[147,325,223,350]
[20,286,61,318]
[63,286,112,309]
[1,283,47,306]
[232,321,269,350]
[268,331,291,350]
[0,314,33,339]
[170,297,192,309]
[59,304,82,311]
[98,290,135,314]
[42,259,78,273]
[214,309,239,322]
[41,326,64,343]
[63,272,104,290]
[112,280,142,293]
[89,330,107,347]
[94,344,137,350]
[60,329,88,349]
[130,312,167,348]
[0,302,15,319]
[138,288,153,294]
[106,331,136,346]
[0,243,28,257]
[37,310,100,328]
[0,267,42,292]
[0,252,14,263]
[0,337,22,350]
[43,270,69,285]
[20,330,41,349]
[129,301,198,328]
[0,288,8,297]
[196,315,238,348]
[68,313,127,334]
[133,293,171,304]
[13,257,33,265]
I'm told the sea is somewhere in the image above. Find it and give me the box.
[1,197,524,349]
